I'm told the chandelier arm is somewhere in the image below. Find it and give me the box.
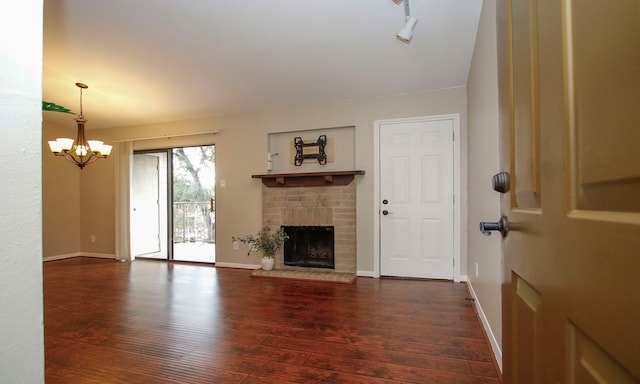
[60,151,97,169]
[61,152,83,168]
[79,155,99,169]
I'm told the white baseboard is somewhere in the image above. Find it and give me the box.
[466,281,503,372]
[44,253,82,262]
[355,271,466,280]
[214,262,260,270]
[82,253,116,259]
[44,253,116,262]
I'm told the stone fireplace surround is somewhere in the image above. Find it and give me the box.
[252,171,364,278]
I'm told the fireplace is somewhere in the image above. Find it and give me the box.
[256,172,364,274]
[282,226,334,269]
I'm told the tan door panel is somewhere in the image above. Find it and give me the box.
[497,0,640,382]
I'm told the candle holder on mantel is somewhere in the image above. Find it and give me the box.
[267,152,279,173]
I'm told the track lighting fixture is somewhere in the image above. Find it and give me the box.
[395,0,417,43]
[397,16,417,42]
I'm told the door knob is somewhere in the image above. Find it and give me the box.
[479,216,509,237]
[382,210,393,215]
[492,172,510,193]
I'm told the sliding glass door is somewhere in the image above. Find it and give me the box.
[172,145,215,262]
[131,145,215,263]
[131,152,167,259]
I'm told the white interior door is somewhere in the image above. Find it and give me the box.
[131,154,161,256]
[379,117,454,279]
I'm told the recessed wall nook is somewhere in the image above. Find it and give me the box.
[251,127,362,282]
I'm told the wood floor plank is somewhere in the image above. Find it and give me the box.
[304,354,500,384]
[46,336,248,383]
[44,258,501,383]
[180,351,402,384]
[262,335,474,375]
[239,375,301,384]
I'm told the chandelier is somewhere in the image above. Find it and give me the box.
[48,83,112,169]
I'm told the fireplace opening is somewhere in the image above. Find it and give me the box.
[282,226,334,269]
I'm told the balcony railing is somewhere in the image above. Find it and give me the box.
[173,202,215,243]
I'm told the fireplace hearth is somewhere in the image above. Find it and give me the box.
[282,226,334,269]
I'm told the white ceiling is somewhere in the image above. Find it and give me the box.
[43,0,482,130]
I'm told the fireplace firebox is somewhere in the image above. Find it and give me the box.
[282,226,334,269]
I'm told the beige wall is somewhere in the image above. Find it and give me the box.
[43,87,468,275]
[43,121,116,258]
[80,153,116,254]
[467,0,502,367]
[42,123,81,257]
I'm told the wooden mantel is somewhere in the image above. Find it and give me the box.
[252,170,365,187]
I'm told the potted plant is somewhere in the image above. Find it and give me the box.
[233,226,289,271]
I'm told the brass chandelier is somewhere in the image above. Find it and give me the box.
[48,83,112,169]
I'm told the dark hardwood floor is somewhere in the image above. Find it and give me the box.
[44,257,501,383]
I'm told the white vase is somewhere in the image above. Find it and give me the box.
[261,257,275,271]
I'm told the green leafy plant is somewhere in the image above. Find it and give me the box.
[42,101,74,114]
[233,226,289,258]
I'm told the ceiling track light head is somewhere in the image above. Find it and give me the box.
[394,0,416,43]
[396,16,417,43]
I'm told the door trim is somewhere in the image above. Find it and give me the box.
[373,114,462,281]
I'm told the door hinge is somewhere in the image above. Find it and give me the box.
[452,131,455,141]
[453,195,455,204]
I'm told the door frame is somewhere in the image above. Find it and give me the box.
[373,114,463,281]
[132,149,171,260]
[130,145,216,263]
[131,152,163,257]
